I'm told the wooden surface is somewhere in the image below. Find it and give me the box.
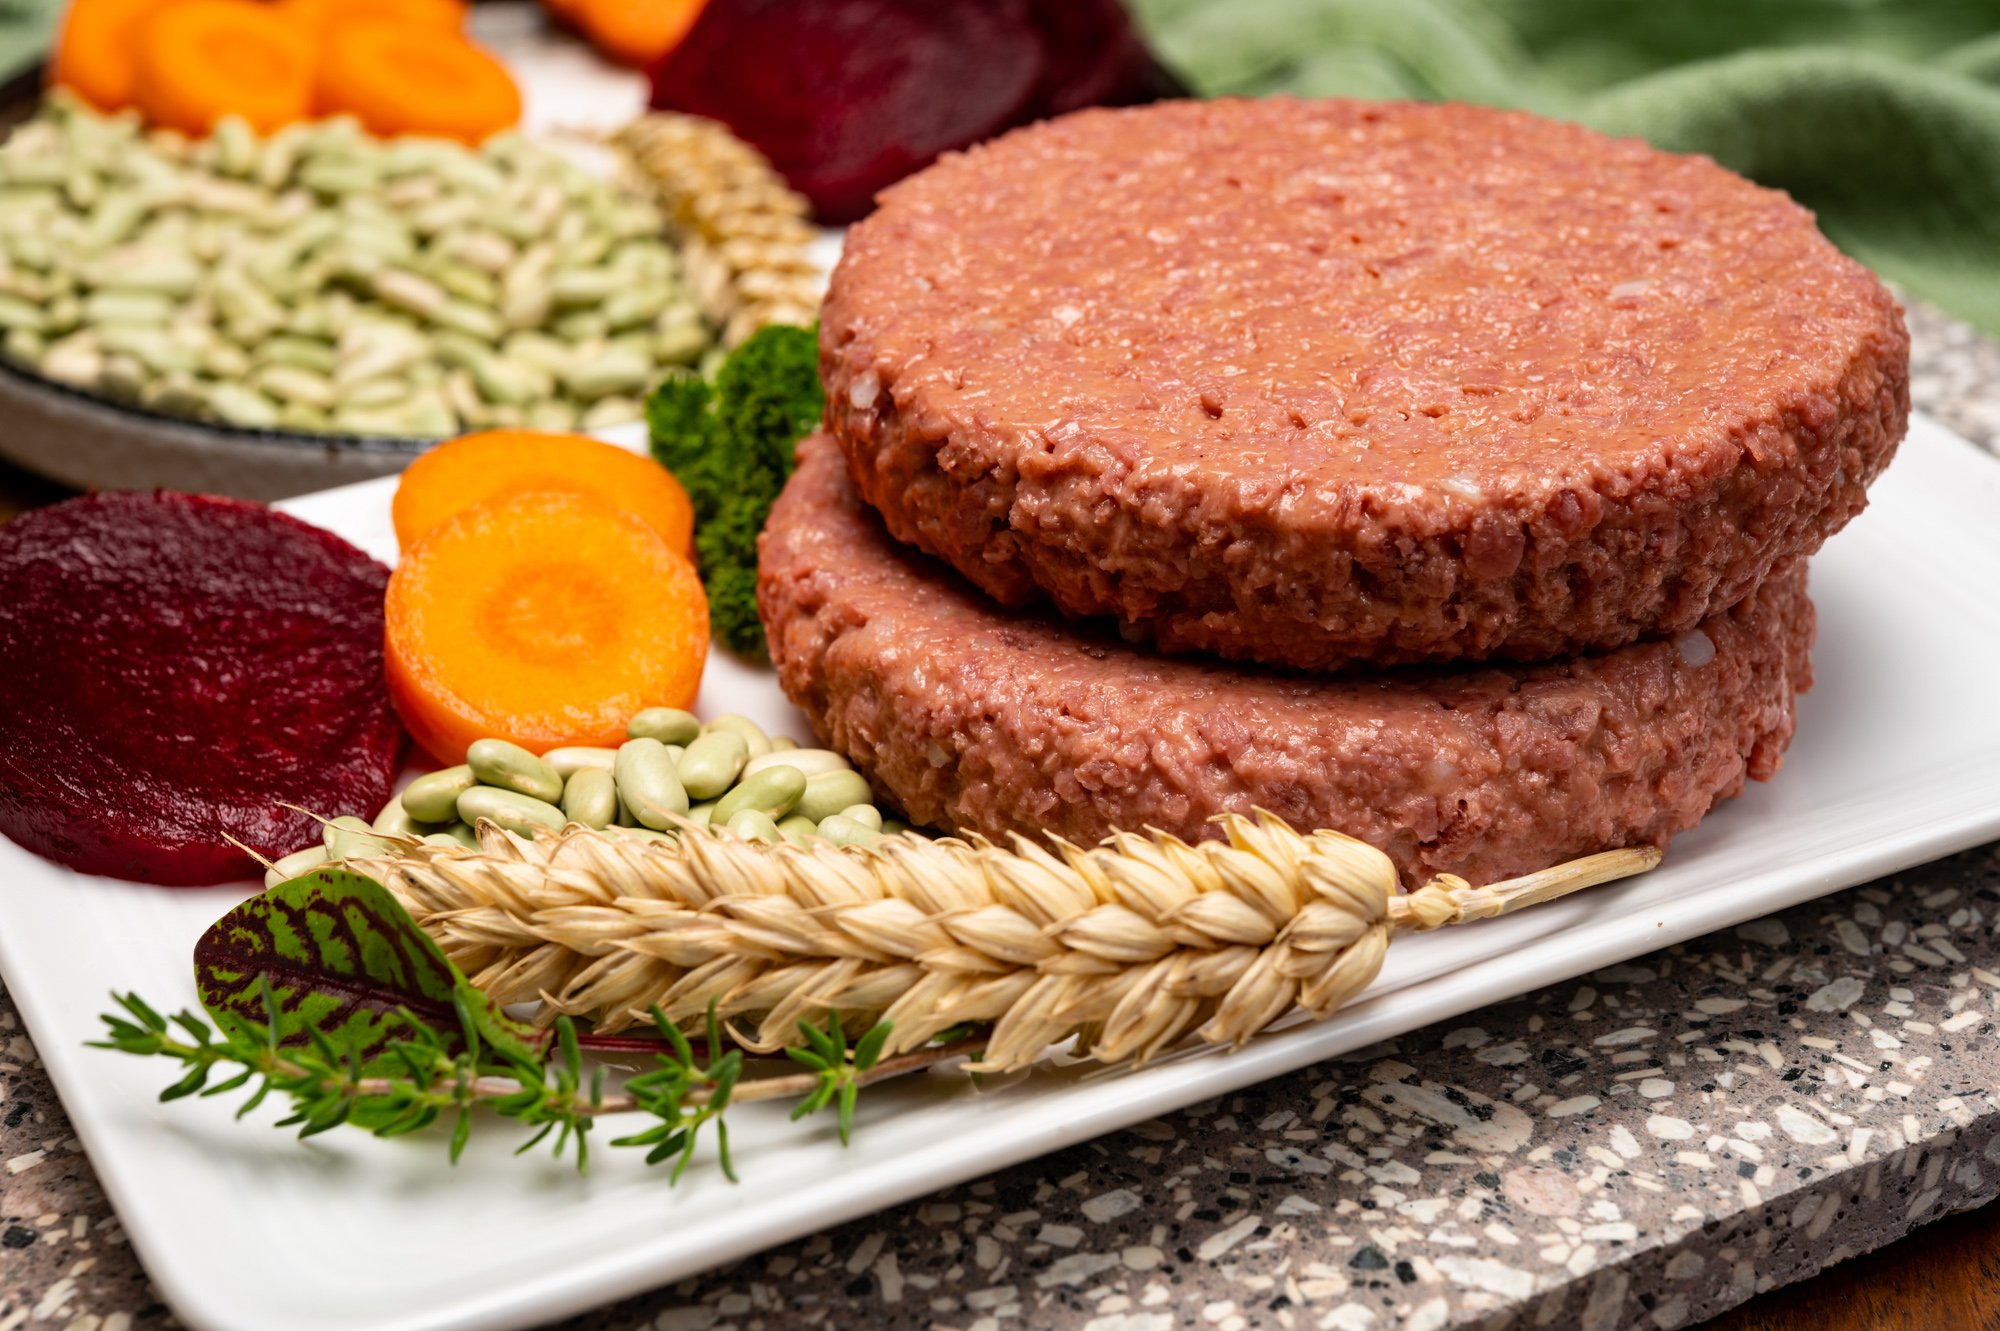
[1706,1201,2000,1330]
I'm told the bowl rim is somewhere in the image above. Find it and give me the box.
[0,354,439,457]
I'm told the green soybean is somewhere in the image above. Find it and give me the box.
[371,799,429,838]
[435,821,480,850]
[743,747,850,780]
[776,814,819,846]
[466,738,562,803]
[711,764,805,824]
[457,786,566,838]
[543,745,617,778]
[769,736,798,752]
[615,737,689,829]
[702,713,771,759]
[683,801,716,829]
[724,808,781,843]
[814,813,880,848]
[323,814,393,859]
[677,730,749,800]
[401,765,475,822]
[627,707,700,745]
[264,844,329,888]
[796,769,874,823]
[838,804,884,832]
[561,767,617,830]
[614,825,677,844]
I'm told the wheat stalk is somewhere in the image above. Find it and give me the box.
[350,815,1657,1073]
[614,113,822,347]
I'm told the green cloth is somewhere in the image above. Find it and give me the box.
[0,0,57,89]
[1130,0,2000,334]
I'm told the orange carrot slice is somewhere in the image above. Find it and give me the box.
[391,431,695,559]
[578,0,706,68]
[278,0,466,34]
[131,0,314,134]
[51,0,168,112]
[314,21,521,143]
[385,491,709,763]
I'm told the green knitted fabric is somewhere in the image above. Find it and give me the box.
[1131,0,2000,333]
[0,0,57,89]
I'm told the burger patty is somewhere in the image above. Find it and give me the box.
[760,434,1816,888]
[822,98,1903,671]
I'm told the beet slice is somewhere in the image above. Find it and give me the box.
[0,492,402,886]
[651,0,1049,224]
[1024,0,1185,117]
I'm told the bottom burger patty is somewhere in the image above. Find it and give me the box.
[759,434,1816,887]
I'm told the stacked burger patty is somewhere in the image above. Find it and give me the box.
[758,99,1910,887]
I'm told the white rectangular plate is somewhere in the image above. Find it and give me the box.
[3,415,1998,1331]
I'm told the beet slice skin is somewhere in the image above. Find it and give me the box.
[650,0,1180,224]
[0,491,403,886]
[1024,0,1185,117]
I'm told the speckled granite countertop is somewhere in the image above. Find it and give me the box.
[4,299,1998,1331]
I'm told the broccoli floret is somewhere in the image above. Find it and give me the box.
[646,324,823,659]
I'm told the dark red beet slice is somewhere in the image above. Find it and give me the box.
[1024,0,1185,116]
[652,0,1048,224]
[0,492,402,886]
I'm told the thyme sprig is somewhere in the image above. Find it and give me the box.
[94,982,973,1180]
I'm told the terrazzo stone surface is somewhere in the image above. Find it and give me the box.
[3,298,1998,1331]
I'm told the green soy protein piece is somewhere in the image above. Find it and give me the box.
[710,764,806,824]
[561,767,617,830]
[627,707,700,745]
[323,815,392,859]
[724,808,781,843]
[776,814,819,846]
[466,738,563,803]
[543,745,617,778]
[456,786,566,838]
[702,713,771,759]
[264,844,330,888]
[743,747,849,779]
[814,814,881,849]
[401,764,476,822]
[615,737,690,829]
[434,821,481,850]
[371,798,430,838]
[796,769,874,823]
[676,730,749,800]
[838,804,884,832]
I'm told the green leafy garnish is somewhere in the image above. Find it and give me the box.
[647,323,822,659]
[93,868,970,1178]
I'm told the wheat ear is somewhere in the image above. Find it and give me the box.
[351,815,1658,1072]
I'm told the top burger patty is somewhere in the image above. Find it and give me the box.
[822,98,1908,671]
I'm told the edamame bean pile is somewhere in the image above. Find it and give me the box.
[0,92,719,438]
[269,710,902,886]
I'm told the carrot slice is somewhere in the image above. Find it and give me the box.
[578,0,706,67]
[279,0,466,34]
[131,0,314,134]
[50,0,168,112]
[392,431,695,559]
[386,491,709,763]
[315,21,521,143]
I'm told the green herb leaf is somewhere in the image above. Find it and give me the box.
[193,867,546,1077]
[647,324,822,659]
